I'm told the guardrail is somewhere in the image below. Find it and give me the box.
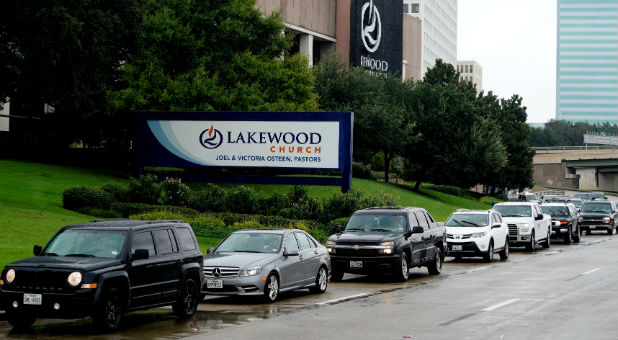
[532,145,618,151]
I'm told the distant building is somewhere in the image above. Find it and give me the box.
[457,60,483,92]
[556,0,618,125]
[403,0,458,78]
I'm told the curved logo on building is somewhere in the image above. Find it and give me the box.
[361,0,381,53]
[199,125,223,149]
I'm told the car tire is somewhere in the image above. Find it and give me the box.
[330,266,344,282]
[541,230,551,248]
[6,312,35,329]
[263,274,279,303]
[172,278,199,318]
[499,240,509,260]
[309,266,328,294]
[428,248,442,275]
[93,287,124,331]
[483,241,494,262]
[573,226,581,243]
[564,227,572,244]
[525,231,536,252]
[394,253,410,281]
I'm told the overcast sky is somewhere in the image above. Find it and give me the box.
[457,0,556,123]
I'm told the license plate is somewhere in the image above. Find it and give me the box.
[452,245,463,251]
[349,261,363,268]
[206,279,223,289]
[23,293,42,305]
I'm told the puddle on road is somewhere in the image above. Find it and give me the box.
[0,300,294,340]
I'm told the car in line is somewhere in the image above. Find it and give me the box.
[573,192,593,201]
[569,198,584,213]
[0,219,203,330]
[590,192,607,200]
[201,229,329,302]
[325,207,446,282]
[493,202,552,251]
[540,203,581,244]
[579,201,618,235]
[444,209,509,262]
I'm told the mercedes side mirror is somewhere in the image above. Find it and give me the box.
[283,249,299,257]
[206,247,215,255]
[411,226,424,234]
[535,214,543,221]
[33,245,42,256]
[132,249,149,261]
[491,224,501,229]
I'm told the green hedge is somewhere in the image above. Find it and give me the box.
[63,187,114,210]
[110,202,199,218]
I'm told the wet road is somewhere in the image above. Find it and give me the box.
[1,232,617,340]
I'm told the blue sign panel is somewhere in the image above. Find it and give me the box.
[137,111,354,192]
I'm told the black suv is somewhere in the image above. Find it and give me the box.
[0,219,203,330]
[580,201,618,235]
[540,203,581,244]
[325,207,447,282]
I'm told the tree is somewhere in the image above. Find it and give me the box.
[404,60,507,191]
[114,0,317,113]
[485,95,535,191]
[1,0,140,147]
[314,58,414,183]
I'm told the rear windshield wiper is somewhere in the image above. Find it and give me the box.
[65,253,96,257]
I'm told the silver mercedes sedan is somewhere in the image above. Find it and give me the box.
[201,229,330,302]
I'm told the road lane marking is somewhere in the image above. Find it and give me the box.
[482,298,520,312]
[438,311,482,326]
[567,268,601,281]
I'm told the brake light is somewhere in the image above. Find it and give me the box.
[560,221,568,225]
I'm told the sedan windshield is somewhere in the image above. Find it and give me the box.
[445,214,488,227]
[44,229,127,259]
[582,203,612,214]
[493,205,532,217]
[591,193,605,199]
[345,214,407,233]
[541,206,570,218]
[216,233,283,253]
[571,200,583,209]
[574,193,592,200]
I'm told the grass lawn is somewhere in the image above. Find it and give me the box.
[0,159,490,269]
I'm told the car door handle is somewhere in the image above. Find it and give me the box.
[313,250,318,255]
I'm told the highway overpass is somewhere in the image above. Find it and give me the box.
[533,146,617,192]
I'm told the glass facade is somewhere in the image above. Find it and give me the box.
[556,0,618,125]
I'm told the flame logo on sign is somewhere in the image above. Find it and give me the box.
[199,124,223,149]
[361,0,382,53]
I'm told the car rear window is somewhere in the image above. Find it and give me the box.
[176,227,197,251]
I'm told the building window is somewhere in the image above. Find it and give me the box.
[403,4,409,13]
[470,65,473,73]
[465,65,468,73]
[411,3,420,13]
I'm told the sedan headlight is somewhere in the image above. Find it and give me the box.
[379,241,394,254]
[6,269,15,283]
[379,241,394,246]
[326,240,336,246]
[603,217,611,223]
[519,224,530,232]
[239,266,263,277]
[67,272,82,287]
[469,232,487,238]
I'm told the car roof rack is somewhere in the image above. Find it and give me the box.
[363,206,406,210]
[90,218,133,223]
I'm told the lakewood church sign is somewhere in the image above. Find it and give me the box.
[351,0,402,76]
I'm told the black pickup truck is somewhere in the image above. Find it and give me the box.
[326,207,447,282]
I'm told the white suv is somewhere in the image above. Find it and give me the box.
[445,209,509,262]
[493,202,552,251]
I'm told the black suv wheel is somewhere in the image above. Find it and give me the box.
[393,253,410,281]
[93,287,124,331]
[173,279,199,318]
